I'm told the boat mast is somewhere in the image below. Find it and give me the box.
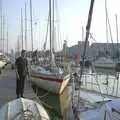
[49,0,52,56]
[82,26,84,41]
[75,0,95,119]
[44,15,49,51]
[79,0,95,81]
[7,18,8,55]
[105,0,115,58]
[17,35,20,54]
[30,0,33,51]
[0,0,3,53]
[52,0,54,52]
[115,14,119,58]
[21,8,23,50]
[105,0,109,53]
[25,2,27,51]
[2,15,4,54]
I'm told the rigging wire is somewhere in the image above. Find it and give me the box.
[105,0,109,51]
[55,0,62,51]
[105,0,115,58]
[43,15,49,52]
[115,14,119,58]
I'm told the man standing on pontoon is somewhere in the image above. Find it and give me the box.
[15,50,29,98]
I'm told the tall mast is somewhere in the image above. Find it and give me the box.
[17,35,20,53]
[76,1,95,118]
[25,2,27,50]
[7,18,8,55]
[0,0,3,53]
[105,0,114,57]
[105,0,108,51]
[44,15,49,51]
[79,0,95,79]
[82,26,84,41]
[2,15,4,54]
[21,8,23,50]
[49,0,52,55]
[52,0,54,52]
[115,14,119,58]
[30,0,33,51]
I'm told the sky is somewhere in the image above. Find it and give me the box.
[1,0,120,52]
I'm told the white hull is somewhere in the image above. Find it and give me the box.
[0,61,5,69]
[0,98,50,120]
[29,65,70,94]
[93,57,116,69]
[93,63,116,68]
[30,74,70,94]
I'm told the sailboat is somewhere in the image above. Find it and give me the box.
[72,0,120,119]
[29,0,70,94]
[92,0,117,69]
[92,57,116,69]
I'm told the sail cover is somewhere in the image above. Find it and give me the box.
[99,99,120,120]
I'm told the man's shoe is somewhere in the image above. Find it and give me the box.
[20,94,24,98]
[17,95,19,98]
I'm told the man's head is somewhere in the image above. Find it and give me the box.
[21,50,26,58]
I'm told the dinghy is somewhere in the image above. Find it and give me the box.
[0,98,50,120]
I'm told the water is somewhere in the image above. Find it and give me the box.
[32,85,73,120]
[79,67,120,97]
[70,67,120,119]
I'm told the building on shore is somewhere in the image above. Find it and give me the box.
[64,42,120,62]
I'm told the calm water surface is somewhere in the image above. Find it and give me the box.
[33,84,73,120]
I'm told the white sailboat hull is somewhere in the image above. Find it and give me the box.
[0,98,50,120]
[0,61,5,69]
[30,74,70,94]
[93,63,116,68]
[28,65,70,94]
[93,57,116,69]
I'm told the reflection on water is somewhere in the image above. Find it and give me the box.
[33,85,73,120]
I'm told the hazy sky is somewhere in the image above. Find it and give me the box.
[1,0,120,52]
